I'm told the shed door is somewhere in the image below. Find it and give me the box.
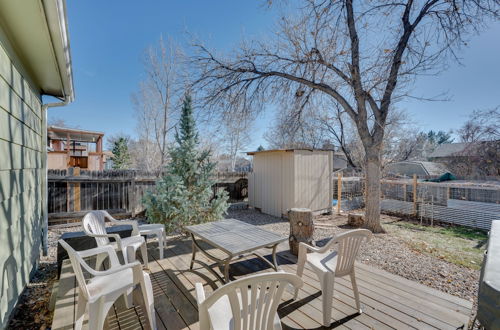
[261,152,283,217]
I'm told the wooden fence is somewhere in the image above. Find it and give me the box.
[47,169,248,226]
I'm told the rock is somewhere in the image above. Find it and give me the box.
[348,213,365,227]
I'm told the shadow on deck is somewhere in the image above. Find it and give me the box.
[52,238,472,329]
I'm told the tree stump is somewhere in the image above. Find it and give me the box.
[347,213,365,228]
[288,208,314,256]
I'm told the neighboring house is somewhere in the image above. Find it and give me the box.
[0,1,73,328]
[428,142,477,162]
[47,126,107,171]
[385,161,449,177]
[428,141,499,177]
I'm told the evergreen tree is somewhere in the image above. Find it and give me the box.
[256,145,265,151]
[143,94,229,232]
[111,137,131,169]
[427,130,454,145]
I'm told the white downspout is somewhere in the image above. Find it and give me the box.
[41,99,69,256]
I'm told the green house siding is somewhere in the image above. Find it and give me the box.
[0,28,45,328]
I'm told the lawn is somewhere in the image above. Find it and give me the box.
[384,220,488,270]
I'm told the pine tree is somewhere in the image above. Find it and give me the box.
[143,94,229,232]
[111,137,131,169]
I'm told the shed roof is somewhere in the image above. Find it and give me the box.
[428,142,472,158]
[246,148,333,155]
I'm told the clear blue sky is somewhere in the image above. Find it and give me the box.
[47,1,500,150]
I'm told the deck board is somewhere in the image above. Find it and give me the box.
[52,238,472,330]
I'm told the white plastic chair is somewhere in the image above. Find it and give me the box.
[195,272,303,330]
[82,210,148,269]
[295,229,372,326]
[58,239,157,330]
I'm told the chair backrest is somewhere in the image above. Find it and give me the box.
[58,239,91,300]
[82,211,109,246]
[332,229,372,277]
[198,272,302,330]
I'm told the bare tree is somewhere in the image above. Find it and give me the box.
[48,117,68,127]
[192,0,498,232]
[221,111,253,171]
[265,100,326,149]
[448,107,500,177]
[458,107,500,142]
[132,37,184,174]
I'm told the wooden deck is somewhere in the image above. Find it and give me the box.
[52,238,472,330]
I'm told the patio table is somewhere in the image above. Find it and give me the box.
[185,219,287,283]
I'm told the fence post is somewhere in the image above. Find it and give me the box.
[413,174,418,216]
[129,175,137,217]
[337,172,343,214]
[73,167,81,212]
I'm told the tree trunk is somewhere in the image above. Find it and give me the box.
[363,155,385,233]
[288,208,314,256]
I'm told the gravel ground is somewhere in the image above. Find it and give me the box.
[8,209,480,329]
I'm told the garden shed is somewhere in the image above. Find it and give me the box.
[247,149,333,217]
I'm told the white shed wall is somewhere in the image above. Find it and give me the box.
[293,150,332,212]
[249,150,332,217]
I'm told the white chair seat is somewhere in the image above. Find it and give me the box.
[87,268,135,301]
[207,290,281,330]
[307,251,338,274]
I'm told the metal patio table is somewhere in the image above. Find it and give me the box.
[185,219,287,283]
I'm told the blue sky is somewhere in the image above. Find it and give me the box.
[47,1,500,150]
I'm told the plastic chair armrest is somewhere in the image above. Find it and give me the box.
[298,242,322,254]
[88,233,123,249]
[86,261,142,277]
[76,245,120,268]
[123,235,145,246]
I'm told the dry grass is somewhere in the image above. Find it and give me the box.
[383,219,487,270]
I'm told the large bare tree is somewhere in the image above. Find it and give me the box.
[192,0,498,232]
[221,111,253,171]
[132,37,184,174]
[451,107,500,176]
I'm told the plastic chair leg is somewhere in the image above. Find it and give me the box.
[350,271,362,313]
[140,242,149,269]
[74,290,87,330]
[88,298,113,330]
[320,273,335,327]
